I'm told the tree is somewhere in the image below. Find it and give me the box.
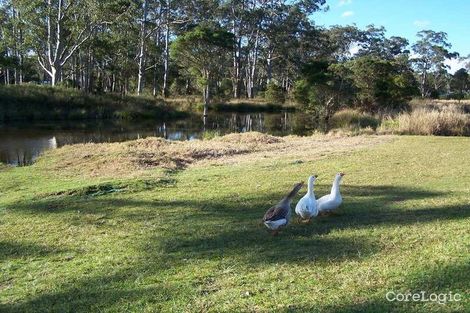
[346,56,417,112]
[293,60,354,121]
[14,0,129,86]
[450,68,469,101]
[171,25,233,116]
[412,30,457,98]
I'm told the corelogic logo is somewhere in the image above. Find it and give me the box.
[386,291,462,305]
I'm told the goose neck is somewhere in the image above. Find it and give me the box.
[331,177,341,195]
[307,177,315,196]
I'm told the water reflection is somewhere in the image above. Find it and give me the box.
[0,112,321,166]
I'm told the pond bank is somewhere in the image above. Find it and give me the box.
[0,85,187,122]
[0,85,296,122]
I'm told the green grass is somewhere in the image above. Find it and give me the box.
[0,135,469,312]
[0,85,187,122]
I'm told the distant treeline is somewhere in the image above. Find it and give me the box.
[0,1,469,119]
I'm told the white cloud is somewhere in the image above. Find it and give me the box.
[413,20,430,28]
[349,43,360,56]
[339,0,352,6]
[445,58,467,74]
[342,11,354,17]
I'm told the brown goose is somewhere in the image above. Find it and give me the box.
[262,182,303,235]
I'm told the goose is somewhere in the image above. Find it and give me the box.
[262,182,303,235]
[295,175,319,223]
[317,172,345,215]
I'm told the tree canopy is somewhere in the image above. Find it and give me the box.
[0,0,467,116]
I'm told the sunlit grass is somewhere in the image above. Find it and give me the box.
[0,135,469,312]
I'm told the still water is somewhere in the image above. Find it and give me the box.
[0,112,321,166]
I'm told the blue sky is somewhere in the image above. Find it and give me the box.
[311,0,469,72]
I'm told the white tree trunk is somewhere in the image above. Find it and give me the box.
[247,30,259,98]
[137,0,149,95]
[36,0,97,87]
[162,0,170,97]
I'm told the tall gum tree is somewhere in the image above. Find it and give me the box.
[16,0,129,86]
[171,25,233,116]
[412,30,457,98]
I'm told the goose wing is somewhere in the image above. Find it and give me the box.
[263,203,288,222]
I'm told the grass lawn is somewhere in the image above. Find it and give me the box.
[0,134,469,312]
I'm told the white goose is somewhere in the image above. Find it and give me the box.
[317,172,345,214]
[295,175,319,223]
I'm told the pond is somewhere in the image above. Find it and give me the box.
[0,112,322,166]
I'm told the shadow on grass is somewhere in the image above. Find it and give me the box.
[2,183,469,312]
[0,240,67,261]
[2,255,467,312]
[0,271,182,313]
[7,185,468,266]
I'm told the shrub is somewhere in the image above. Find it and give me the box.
[265,82,285,104]
[201,130,221,140]
[330,109,380,130]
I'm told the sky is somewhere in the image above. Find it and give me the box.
[311,0,470,72]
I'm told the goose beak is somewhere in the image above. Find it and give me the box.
[339,172,345,177]
[314,175,318,178]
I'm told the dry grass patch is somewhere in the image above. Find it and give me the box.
[37,132,284,178]
[398,106,470,136]
[217,132,283,144]
[410,98,470,114]
[35,132,392,179]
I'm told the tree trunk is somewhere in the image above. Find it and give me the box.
[162,0,170,98]
[266,48,273,84]
[231,12,241,98]
[153,29,161,96]
[203,72,210,117]
[50,63,62,86]
[137,0,149,95]
[247,30,259,98]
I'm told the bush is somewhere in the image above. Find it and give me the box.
[216,78,233,100]
[330,109,380,130]
[265,82,285,104]
[201,130,221,140]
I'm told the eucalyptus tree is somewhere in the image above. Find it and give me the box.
[171,25,233,116]
[412,30,457,98]
[219,0,249,98]
[160,0,219,97]
[0,0,26,84]
[450,68,468,100]
[14,0,130,86]
[346,56,417,112]
[321,25,361,61]
[136,0,166,95]
[0,2,11,83]
[262,1,326,92]
[293,60,354,120]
